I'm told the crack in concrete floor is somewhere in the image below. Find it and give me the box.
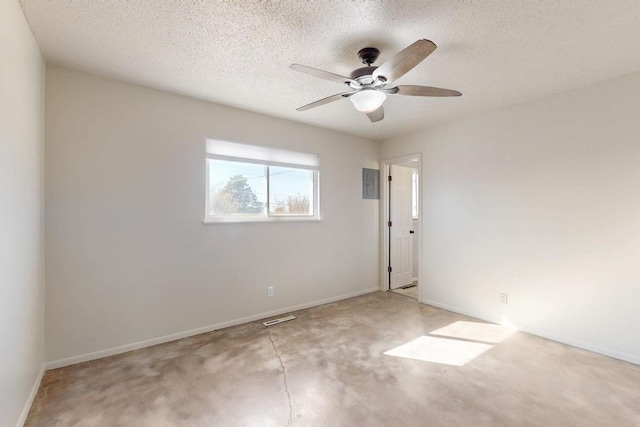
[266,327,293,426]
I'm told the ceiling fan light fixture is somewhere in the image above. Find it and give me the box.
[291,39,460,122]
[349,89,386,113]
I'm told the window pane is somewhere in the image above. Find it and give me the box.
[268,166,314,216]
[208,159,266,216]
[412,172,419,219]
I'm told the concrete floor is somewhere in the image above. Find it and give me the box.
[27,292,640,426]
[390,284,419,300]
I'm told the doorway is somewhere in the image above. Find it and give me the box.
[381,155,422,301]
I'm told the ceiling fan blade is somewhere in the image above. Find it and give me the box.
[290,64,355,85]
[366,106,384,123]
[393,85,462,97]
[372,39,437,83]
[296,91,355,111]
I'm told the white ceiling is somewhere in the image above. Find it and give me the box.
[20,0,640,141]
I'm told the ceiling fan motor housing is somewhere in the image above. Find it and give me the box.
[350,66,378,80]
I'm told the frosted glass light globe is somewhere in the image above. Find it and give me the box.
[349,90,387,113]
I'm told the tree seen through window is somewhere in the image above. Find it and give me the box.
[208,160,313,217]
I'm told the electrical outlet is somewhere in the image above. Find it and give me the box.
[499,292,508,305]
[267,286,274,298]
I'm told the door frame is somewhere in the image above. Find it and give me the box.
[379,154,423,301]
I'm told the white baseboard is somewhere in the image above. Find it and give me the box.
[421,298,640,366]
[421,298,503,325]
[46,287,379,370]
[16,365,44,427]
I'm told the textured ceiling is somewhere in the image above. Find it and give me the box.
[20,0,640,140]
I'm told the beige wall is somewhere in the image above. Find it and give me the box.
[0,1,45,425]
[381,72,640,364]
[45,67,380,365]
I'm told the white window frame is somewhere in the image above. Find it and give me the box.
[204,139,320,223]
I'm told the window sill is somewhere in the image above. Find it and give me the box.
[202,216,321,224]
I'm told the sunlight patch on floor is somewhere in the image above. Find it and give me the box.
[500,317,518,329]
[430,321,516,344]
[383,336,493,366]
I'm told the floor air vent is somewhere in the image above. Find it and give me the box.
[263,315,296,327]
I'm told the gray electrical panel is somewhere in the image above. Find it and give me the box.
[362,168,380,199]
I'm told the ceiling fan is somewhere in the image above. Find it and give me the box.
[290,39,461,123]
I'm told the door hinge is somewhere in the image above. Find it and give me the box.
[387,266,392,273]
[388,221,392,227]
[388,175,392,182]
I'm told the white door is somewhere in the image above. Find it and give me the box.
[389,165,414,289]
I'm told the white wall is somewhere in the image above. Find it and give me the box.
[381,72,640,364]
[45,67,379,365]
[0,1,45,425]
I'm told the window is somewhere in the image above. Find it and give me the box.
[412,170,419,219]
[205,139,319,222]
